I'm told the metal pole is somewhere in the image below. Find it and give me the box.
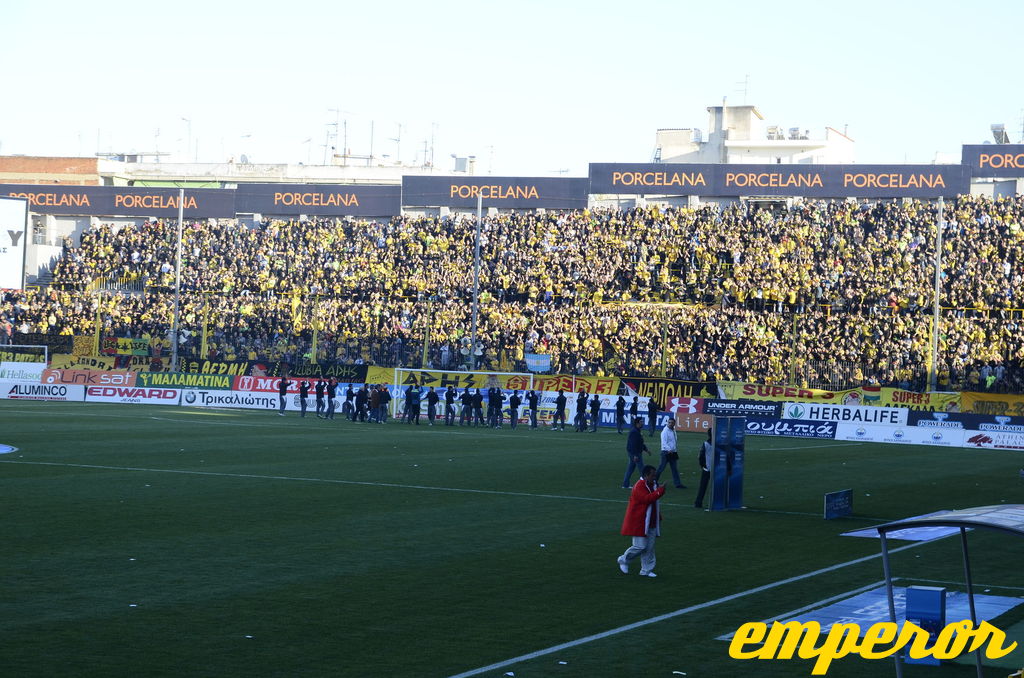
[471,194,481,370]
[172,188,184,372]
[659,311,669,377]
[879,532,904,678]
[421,300,432,368]
[960,528,984,678]
[929,197,944,391]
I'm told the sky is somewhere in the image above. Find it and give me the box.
[2,0,1022,177]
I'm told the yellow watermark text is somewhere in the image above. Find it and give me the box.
[728,619,1017,675]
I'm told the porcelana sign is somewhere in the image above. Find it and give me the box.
[728,619,1016,675]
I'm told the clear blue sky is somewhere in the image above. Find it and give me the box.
[2,0,1022,176]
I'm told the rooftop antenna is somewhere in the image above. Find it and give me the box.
[390,124,402,165]
[735,74,750,105]
[430,122,437,168]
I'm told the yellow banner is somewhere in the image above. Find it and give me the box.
[100,336,151,356]
[72,335,94,356]
[366,366,396,385]
[717,381,960,411]
[50,354,118,370]
[371,369,619,394]
[50,354,157,372]
[960,392,1024,417]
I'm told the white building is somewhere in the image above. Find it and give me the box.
[653,103,855,165]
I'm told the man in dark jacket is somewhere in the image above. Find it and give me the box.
[444,386,457,425]
[647,397,658,437]
[622,418,650,488]
[575,389,588,432]
[589,394,601,432]
[426,386,440,425]
[378,385,391,423]
[325,378,338,420]
[472,388,485,427]
[508,390,522,430]
[298,380,310,418]
[315,378,326,419]
[354,384,368,421]
[694,430,713,509]
[615,395,626,434]
[459,387,473,426]
[406,385,422,425]
[277,375,291,416]
[553,389,567,431]
[526,389,540,429]
[488,387,505,428]
[342,384,354,420]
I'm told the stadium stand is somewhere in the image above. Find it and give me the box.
[2,195,1022,392]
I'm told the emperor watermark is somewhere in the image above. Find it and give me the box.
[728,619,1017,675]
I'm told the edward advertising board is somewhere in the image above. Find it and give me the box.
[85,386,182,405]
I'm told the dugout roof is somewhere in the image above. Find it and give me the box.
[876,504,1024,678]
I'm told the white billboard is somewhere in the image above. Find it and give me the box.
[834,422,965,447]
[0,381,85,401]
[0,196,28,289]
[0,362,45,383]
[782,402,908,426]
[84,386,182,406]
[181,389,279,410]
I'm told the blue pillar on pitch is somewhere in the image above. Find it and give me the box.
[905,586,946,666]
[711,416,745,511]
[726,416,745,509]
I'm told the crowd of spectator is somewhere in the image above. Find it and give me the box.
[2,194,1023,393]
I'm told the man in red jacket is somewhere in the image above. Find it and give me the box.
[616,464,667,577]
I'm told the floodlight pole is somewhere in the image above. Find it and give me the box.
[929,197,944,392]
[471,193,481,370]
[171,188,184,372]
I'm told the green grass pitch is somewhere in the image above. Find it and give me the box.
[2,400,1022,677]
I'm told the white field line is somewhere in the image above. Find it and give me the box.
[715,580,887,640]
[767,442,866,451]
[446,542,930,678]
[0,460,892,523]
[0,460,637,504]
[908,578,1024,592]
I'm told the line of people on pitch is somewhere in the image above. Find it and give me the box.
[417,385,536,428]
